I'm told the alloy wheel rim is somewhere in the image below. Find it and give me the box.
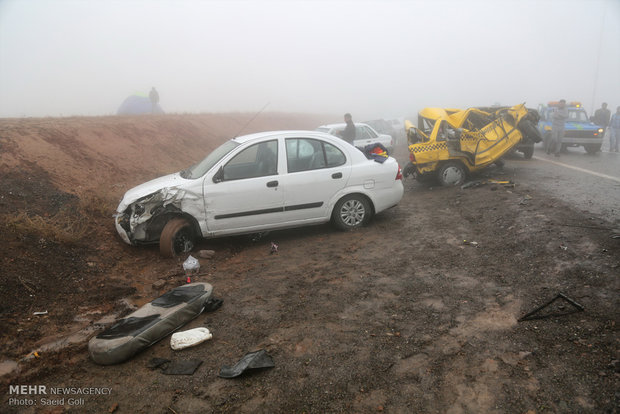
[340,199,365,226]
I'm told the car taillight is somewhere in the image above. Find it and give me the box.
[396,165,403,180]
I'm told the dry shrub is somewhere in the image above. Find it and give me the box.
[3,210,89,245]
[78,191,117,219]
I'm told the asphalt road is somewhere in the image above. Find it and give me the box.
[504,143,620,225]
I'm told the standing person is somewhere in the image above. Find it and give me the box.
[548,99,568,157]
[610,106,620,152]
[339,113,356,144]
[149,87,159,114]
[593,102,611,149]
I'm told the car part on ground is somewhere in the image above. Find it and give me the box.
[404,103,541,186]
[219,350,275,378]
[88,283,213,365]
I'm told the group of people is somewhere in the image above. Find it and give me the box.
[548,100,620,156]
[593,102,620,152]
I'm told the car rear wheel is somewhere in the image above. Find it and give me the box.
[160,217,195,257]
[522,145,534,159]
[438,162,466,186]
[585,144,601,155]
[332,194,372,230]
[518,120,542,143]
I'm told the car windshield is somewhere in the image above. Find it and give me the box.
[180,140,240,179]
[568,109,588,122]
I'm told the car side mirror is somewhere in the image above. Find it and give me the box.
[212,166,224,183]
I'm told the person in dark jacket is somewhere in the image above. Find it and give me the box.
[593,102,611,148]
[339,113,356,144]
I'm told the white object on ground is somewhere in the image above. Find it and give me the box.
[183,255,200,274]
[170,327,212,350]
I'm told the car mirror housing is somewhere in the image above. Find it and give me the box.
[212,166,224,183]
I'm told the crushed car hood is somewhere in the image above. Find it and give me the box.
[117,172,186,211]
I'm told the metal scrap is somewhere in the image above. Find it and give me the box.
[518,293,584,322]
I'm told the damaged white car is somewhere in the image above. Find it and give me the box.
[115,130,404,257]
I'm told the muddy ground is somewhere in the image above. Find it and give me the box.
[0,114,618,413]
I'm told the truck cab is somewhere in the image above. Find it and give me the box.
[538,101,604,154]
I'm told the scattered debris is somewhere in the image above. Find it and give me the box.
[198,249,216,259]
[203,297,223,313]
[219,349,275,378]
[519,194,533,205]
[518,293,584,322]
[183,255,200,274]
[611,234,620,239]
[33,311,48,316]
[270,242,279,254]
[109,402,119,413]
[147,357,171,370]
[461,179,515,190]
[162,359,203,375]
[463,240,479,247]
[560,245,568,251]
[170,327,212,350]
[152,279,166,290]
[89,283,214,365]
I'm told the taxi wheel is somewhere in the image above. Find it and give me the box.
[438,162,466,187]
[332,194,372,230]
[160,218,195,257]
[522,146,534,159]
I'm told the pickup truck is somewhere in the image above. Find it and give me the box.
[403,103,541,186]
[538,101,604,154]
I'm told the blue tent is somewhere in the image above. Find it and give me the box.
[117,94,164,115]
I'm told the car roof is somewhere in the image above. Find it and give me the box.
[317,122,371,129]
[231,130,340,144]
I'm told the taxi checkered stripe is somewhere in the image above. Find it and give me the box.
[409,142,448,153]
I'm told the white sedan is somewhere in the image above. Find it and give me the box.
[115,130,404,256]
[315,123,394,153]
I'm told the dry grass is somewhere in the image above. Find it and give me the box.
[3,210,89,245]
[2,190,117,245]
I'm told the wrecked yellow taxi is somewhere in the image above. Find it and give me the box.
[403,103,541,186]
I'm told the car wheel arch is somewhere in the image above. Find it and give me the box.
[328,191,376,218]
[148,211,202,242]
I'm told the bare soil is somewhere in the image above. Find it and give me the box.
[0,114,618,413]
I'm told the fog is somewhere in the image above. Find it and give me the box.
[1,0,618,120]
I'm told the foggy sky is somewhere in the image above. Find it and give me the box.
[1,0,618,120]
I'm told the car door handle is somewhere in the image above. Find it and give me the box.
[332,172,343,179]
[266,180,279,188]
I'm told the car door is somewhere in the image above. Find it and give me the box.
[202,139,284,235]
[278,137,351,222]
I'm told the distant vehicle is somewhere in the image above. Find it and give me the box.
[316,123,394,153]
[537,101,604,154]
[115,131,404,256]
[364,119,396,137]
[403,103,541,186]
